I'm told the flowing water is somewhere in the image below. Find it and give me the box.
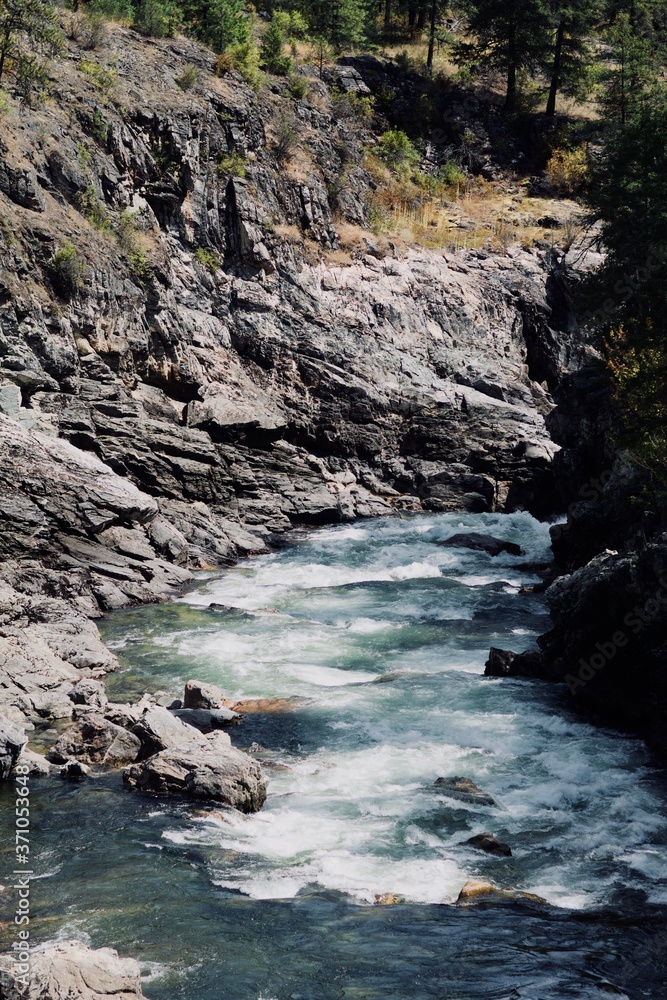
[2,512,667,997]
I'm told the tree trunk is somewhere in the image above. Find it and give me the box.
[417,4,427,31]
[427,0,437,73]
[408,0,417,30]
[505,23,517,112]
[546,19,565,116]
[384,0,392,33]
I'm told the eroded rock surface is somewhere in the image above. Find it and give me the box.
[0,941,144,999]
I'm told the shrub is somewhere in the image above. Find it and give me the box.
[77,185,108,230]
[217,151,246,177]
[194,247,222,272]
[377,128,419,174]
[0,89,9,114]
[134,0,179,38]
[89,0,133,18]
[115,211,152,285]
[331,90,374,122]
[230,42,262,90]
[260,20,291,76]
[79,10,108,49]
[176,65,199,90]
[274,114,297,163]
[51,243,85,297]
[78,59,116,92]
[287,73,308,99]
[213,52,233,76]
[545,146,589,196]
[91,109,109,144]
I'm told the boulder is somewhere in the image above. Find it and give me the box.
[374,893,404,905]
[433,776,495,806]
[46,714,142,766]
[0,714,28,779]
[123,732,266,812]
[59,759,91,779]
[0,940,144,999]
[183,678,231,710]
[456,879,547,906]
[69,679,108,711]
[172,707,239,731]
[463,832,512,857]
[14,748,56,776]
[131,705,207,757]
[439,533,523,557]
[485,646,548,679]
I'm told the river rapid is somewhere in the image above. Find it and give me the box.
[2,512,667,998]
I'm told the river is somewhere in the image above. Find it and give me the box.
[2,512,667,997]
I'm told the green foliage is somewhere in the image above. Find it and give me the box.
[230,41,262,89]
[217,151,246,176]
[91,109,109,144]
[0,88,10,114]
[0,0,62,90]
[331,88,374,120]
[599,11,658,123]
[88,0,134,18]
[51,243,85,297]
[116,211,153,285]
[299,0,371,51]
[176,64,199,89]
[287,72,309,99]
[181,0,250,53]
[260,20,292,75]
[134,0,179,38]
[78,59,116,91]
[377,128,419,174]
[274,113,297,163]
[545,145,589,194]
[194,246,222,272]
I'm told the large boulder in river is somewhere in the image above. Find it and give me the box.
[172,707,239,731]
[46,714,142,766]
[131,705,208,757]
[0,940,145,999]
[463,832,512,857]
[456,879,547,906]
[123,732,266,812]
[183,678,232,710]
[0,714,27,779]
[439,533,523,557]
[433,776,495,806]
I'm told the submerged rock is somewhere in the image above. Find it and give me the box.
[456,879,547,906]
[439,533,523,557]
[374,893,404,905]
[172,707,240,730]
[0,940,145,999]
[433,776,495,806]
[0,714,27,780]
[463,832,512,857]
[123,732,266,812]
[47,714,142,767]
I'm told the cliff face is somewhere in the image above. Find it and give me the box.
[0,26,580,725]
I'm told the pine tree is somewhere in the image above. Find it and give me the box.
[0,0,61,82]
[301,0,370,50]
[544,0,601,116]
[181,0,250,52]
[260,19,291,74]
[456,0,553,112]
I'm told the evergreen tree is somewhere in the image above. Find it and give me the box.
[301,0,370,50]
[544,0,601,115]
[600,9,658,122]
[456,0,553,112]
[0,0,61,82]
[260,18,292,73]
[181,0,250,52]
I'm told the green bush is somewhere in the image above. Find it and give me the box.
[194,247,222,272]
[51,243,85,297]
[260,20,292,76]
[176,64,199,90]
[217,151,246,177]
[77,185,108,230]
[274,114,297,163]
[115,211,152,285]
[78,59,116,92]
[134,0,179,38]
[377,129,419,174]
[287,73,309,99]
[230,42,262,89]
[331,90,374,121]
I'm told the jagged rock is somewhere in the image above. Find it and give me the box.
[47,714,142,766]
[123,732,266,811]
[485,646,549,679]
[463,832,512,857]
[131,705,208,757]
[456,879,547,906]
[439,533,523,557]
[0,158,45,212]
[183,678,231,710]
[0,714,28,779]
[104,701,147,729]
[0,940,144,999]
[433,776,495,806]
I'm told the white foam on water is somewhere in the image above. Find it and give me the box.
[156,513,667,908]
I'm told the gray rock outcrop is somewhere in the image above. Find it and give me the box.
[0,941,145,999]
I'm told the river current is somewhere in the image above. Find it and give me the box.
[2,512,667,997]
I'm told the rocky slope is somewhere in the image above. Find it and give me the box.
[0,24,582,730]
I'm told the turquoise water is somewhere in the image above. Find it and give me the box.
[2,512,667,997]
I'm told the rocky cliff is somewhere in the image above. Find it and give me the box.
[0,24,581,727]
